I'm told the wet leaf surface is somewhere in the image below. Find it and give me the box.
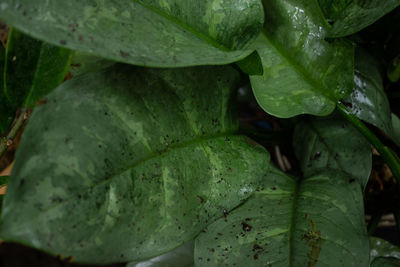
[0,0,264,67]
[343,48,399,146]
[0,64,270,264]
[318,0,400,37]
[195,166,369,266]
[250,0,354,118]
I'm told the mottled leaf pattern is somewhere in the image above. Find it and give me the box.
[250,0,354,118]
[0,65,270,264]
[293,116,372,188]
[195,167,369,266]
[4,28,72,107]
[0,0,264,67]
[318,0,400,37]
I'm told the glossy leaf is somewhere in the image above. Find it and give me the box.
[4,28,72,107]
[0,36,13,135]
[250,0,354,118]
[127,241,194,267]
[0,65,270,264]
[195,167,369,266]
[343,49,400,147]
[293,116,371,188]
[0,0,264,67]
[318,0,400,37]
[69,51,115,77]
[370,237,400,262]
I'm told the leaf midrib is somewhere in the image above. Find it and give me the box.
[133,0,231,51]
[6,131,240,230]
[259,29,338,102]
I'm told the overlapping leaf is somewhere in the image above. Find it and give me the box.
[3,29,72,107]
[343,49,400,146]
[293,116,372,188]
[69,51,115,77]
[0,65,270,264]
[250,0,354,118]
[195,166,369,266]
[318,0,400,37]
[0,0,264,67]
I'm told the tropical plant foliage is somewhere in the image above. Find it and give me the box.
[1,0,400,266]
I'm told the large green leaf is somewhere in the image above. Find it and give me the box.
[370,237,400,267]
[195,166,369,266]
[0,65,270,264]
[3,28,72,107]
[0,0,264,67]
[293,116,372,188]
[250,0,354,118]
[318,0,400,37]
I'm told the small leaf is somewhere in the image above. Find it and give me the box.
[0,65,270,264]
[127,241,194,267]
[318,0,400,37]
[388,54,400,83]
[195,167,369,266]
[0,0,264,67]
[293,116,372,188]
[4,28,72,107]
[250,0,354,118]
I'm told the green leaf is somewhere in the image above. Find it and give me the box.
[0,65,270,264]
[318,0,400,37]
[370,237,400,266]
[343,49,392,137]
[371,257,400,267]
[343,49,400,147]
[250,0,354,118]
[195,167,369,266]
[293,116,372,188]
[4,28,72,107]
[0,0,264,67]
[370,237,400,262]
[69,51,115,77]
[127,241,194,267]
[236,51,263,76]
[392,113,400,144]
[0,35,14,136]
[388,54,400,83]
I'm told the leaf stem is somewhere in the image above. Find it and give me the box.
[337,102,400,184]
[367,211,384,235]
[0,109,27,159]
